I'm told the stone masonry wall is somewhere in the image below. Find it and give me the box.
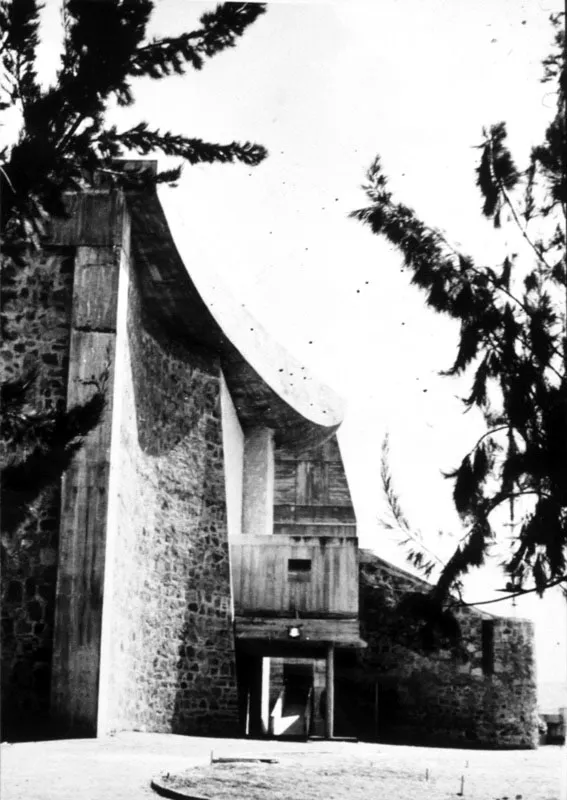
[1,250,74,738]
[100,264,239,736]
[336,551,538,749]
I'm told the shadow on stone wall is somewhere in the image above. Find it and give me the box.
[1,252,74,742]
[103,285,240,737]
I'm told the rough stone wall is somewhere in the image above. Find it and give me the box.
[100,264,239,736]
[336,551,538,749]
[1,251,74,737]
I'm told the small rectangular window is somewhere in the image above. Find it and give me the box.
[288,559,311,572]
[481,620,495,675]
[288,558,312,582]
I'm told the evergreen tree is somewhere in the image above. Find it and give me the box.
[1,1,267,535]
[1,369,106,537]
[0,0,267,249]
[352,13,566,601]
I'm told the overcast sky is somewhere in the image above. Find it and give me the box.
[32,0,566,685]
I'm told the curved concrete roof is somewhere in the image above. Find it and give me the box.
[127,183,345,450]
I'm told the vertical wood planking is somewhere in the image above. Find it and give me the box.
[230,536,358,616]
[241,545,252,610]
[231,545,241,613]
[296,461,308,504]
[278,544,287,611]
[326,643,335,739]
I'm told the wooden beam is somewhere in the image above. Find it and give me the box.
[325,643,335,739]
[231,534,356,546]
[234,615,364,646]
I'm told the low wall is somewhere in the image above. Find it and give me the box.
[335,551,538,749]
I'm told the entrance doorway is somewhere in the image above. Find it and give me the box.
[236,645,337,740]
[271,660,315,737]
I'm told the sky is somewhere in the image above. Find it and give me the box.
[30,0,567,687]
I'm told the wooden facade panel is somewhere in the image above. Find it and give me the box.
[274,461,297,505]
[326,462,352,506]
[274,505,356,524]
[295,461,330,505]
[313,462,330,504]
[296,461,309,504]
[275,437,341,465]
[231,536,358,617]
[274,523,356,538]
[274,436,355,533]
[252,547,261,610]
[231,535,351,547]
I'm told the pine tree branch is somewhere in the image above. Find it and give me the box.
[355,18,566,599]
[436,238,563,379]
[0,164,15,193]
[436,226,550,329]
[354,163,565,383]
[459,573,567,606]
[380,435,449,580]
[55,112,90,156]
[486,133,553,272]
[1,388,106,536]
[434,486,559,600]
[354,169,537,328]
[486,488,555,515]
[460,426,509,462]
[101,123,267,166]
[130,3,266,77]
[1,0,42,111]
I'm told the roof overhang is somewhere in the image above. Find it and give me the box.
[49,162,345,452]
[126,180,345,451]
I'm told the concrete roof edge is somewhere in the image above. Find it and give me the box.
[125,176,345,445]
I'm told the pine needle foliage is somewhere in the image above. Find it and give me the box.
[379,434,448,584]
[1,1,267,536]
[379,434,467,645]
[353,14,567,601]
[1,368,106,537]
[0,0,267,250]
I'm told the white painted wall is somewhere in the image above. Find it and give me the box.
[220,372,244,540]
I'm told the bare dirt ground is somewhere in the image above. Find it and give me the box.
[1,732,565,800]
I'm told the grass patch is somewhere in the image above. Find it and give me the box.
[155,747,562,800]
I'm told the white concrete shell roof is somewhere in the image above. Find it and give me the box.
[126,173,345,450]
